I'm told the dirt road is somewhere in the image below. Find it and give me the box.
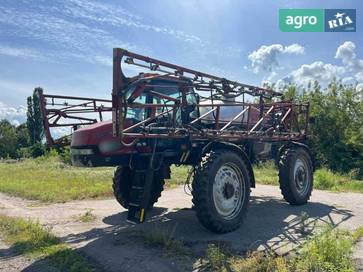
[1,185,363,271]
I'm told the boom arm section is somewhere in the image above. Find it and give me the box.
[38,88,112,147]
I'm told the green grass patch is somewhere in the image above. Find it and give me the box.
[314,168,363,192]
[0,215,93,272]
[73,209,97,223]
[0,155,114,202]
[168,165,191,188]
[0,156,190,202]
[1,156,362,203]
[254,161,279,185]
[204,225,362,272]
[253,161,363,193]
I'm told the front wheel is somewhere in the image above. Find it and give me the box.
[192,149,251,233]
[112,166,164,209]
[278,147,313,205]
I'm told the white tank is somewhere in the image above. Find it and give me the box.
[199,98,259,124]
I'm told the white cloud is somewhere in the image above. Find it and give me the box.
[342,77,355,84]
[0,101,26,126]
[291,61,345,84]
[356,71,363,82]
[335,41,363,82]
[275,41,363,87]
[335,41,356,64]
[284,44,305,55]
[281,61,345,86]
[0,45,46,61]
[248,43,304,73]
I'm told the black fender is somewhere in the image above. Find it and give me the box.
[200,141,255,188]
[277,141,315,171]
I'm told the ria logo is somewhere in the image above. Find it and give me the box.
[279,9,356,32]
[325,9,356,32]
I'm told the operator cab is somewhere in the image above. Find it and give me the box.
[70,75,198,167]
[125,75,199,125]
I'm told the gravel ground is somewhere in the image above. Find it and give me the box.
[0,184,363,271]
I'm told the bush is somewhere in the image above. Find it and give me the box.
[58,147,72,165]
[17,147,32,158]
[30,143,45,158]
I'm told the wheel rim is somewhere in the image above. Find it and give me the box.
[213,163,245,220]
[294,157,309,195]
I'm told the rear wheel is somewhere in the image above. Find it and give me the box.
[278,147,313,205]
[112,166,164,209]
[192,149,251,233]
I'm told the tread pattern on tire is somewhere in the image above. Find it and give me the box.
[192,149,251,233]
[278,147,313,205]
[112,166,165,209]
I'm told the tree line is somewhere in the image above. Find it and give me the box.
[0,83,362,177]
[0,88,45,158]
[286,80,363,178]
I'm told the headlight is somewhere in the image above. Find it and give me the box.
[71,148,94,155]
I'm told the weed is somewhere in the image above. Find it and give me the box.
[0,215,93,271]
[141,224,191,258]
[352,226,363,243]
[293,226,355,272]
[205,244,229,271]
[74,209,96,223]
[203,225,361,272]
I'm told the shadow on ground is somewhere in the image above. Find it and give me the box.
[19,195,353,272]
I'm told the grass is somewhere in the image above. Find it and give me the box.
[0,155,189,202]
[254,161,280,185]
[0,215,93,272]
[0,155,362,203]
[73,209,97,223]
[0,155,114,202]
[314,168,363,192]
[204,225,363,272]
[254,161,363,193]
[169,165,191,187]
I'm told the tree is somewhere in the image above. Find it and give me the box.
[27,87,44,144]
[16,123,30,149]
[0,120,17,158]
[282,80,363,177]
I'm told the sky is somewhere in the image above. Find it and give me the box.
[0,0,362,125]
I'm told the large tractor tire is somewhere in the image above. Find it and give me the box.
[192,149,251,233]
[112,166,165,209]
[278,147,313,205]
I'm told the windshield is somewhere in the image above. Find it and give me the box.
[125,81,198,124]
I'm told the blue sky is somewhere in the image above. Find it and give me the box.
[0,0,362,125]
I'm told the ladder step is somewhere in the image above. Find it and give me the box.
[127,206,146,224]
